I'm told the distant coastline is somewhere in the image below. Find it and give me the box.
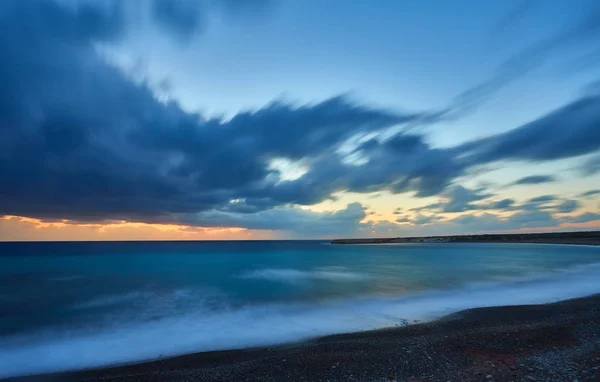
[331,230,600,245]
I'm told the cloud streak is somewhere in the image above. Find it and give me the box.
[457,95,600,165]
[512,175,557,185]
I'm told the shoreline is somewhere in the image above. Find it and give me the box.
[330,230,600,246]
[7,294,600,382]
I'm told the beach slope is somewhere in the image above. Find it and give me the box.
[8,295,600,382]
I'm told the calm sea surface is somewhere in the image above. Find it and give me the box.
[1,241,599,377]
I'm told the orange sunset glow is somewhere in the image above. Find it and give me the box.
[0,216,273,241]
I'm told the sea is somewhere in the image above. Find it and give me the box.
[1,240,599,378]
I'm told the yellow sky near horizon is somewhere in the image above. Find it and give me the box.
[0,215,274,241]
[2,190,599,241]
[2,167,599,241]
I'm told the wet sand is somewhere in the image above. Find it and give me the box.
[8,294,600,382]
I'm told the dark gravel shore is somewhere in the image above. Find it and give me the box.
[8,295,600,382]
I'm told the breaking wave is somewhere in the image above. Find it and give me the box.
[1,261,600,378]
[240,267,369,282]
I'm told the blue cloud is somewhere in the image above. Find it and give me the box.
[556,200,579,213]
[580,189,600,197]
[440,186,493,213]
[581,154,600,175]
[459,95,600,165]
[568,213,600,223]
[396,214,440,225]
[526,195,557,204]
[512,175,557,185]
[150,0,275,41]
[489,199,516,209]
[0,0,416,225]
[180,203,367,237]
[151,0,207,40]
[0,0,599,237]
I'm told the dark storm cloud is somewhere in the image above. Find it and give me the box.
[303,134,465,198]
[179,202,367,236]
[0,0,423,225]
[458,95,600,165]
[1,0,600,235]
[512,175,557,185]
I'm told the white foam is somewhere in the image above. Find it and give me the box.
[1,263,600,378]
[240,268,369,282]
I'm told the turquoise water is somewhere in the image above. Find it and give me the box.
[1,241,599,377]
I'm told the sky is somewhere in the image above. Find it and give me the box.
[1,0,600,241]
